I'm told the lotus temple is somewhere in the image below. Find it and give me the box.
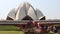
[0,2,60,34]
[6,2,45,21]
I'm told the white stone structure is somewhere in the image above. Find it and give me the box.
[7,2,45,21]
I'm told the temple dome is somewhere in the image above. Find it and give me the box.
[7,2,45,21]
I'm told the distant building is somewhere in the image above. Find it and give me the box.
[6,2,45,21]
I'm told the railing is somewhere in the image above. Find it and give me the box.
[0,20,60,24]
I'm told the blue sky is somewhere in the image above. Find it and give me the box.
[0,0,60,19]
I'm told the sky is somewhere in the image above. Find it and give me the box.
[0,0,60,19]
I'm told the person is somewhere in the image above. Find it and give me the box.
[53,26,57,33]
[27,21,32,28]
[32,21,38,27]
[49,26,53,33]
[57,29,60,34]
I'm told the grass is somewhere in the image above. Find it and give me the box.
[0,31,24,34]
[0,25,55,34]
[0,25,20,31]
[48,33,55,34]
[0,25,24,34]
[0,31,55,34]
